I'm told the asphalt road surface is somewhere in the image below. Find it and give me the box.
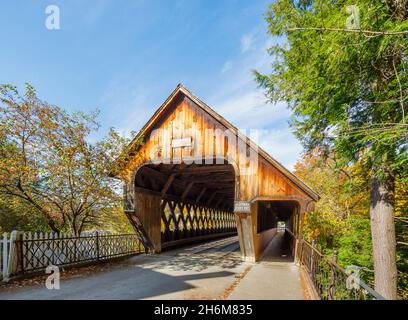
[0,233,307,300]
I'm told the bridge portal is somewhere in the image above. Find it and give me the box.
[112,84,319,261]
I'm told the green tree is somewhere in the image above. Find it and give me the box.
[90,205,133,234]
[0,195,51,233]
[256,0,407,298]
[0,84,132,235]
[337,217,373,269]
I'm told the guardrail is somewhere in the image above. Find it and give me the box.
[295,236,385,300]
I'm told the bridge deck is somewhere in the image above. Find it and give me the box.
[228,232,307,300]
[0,233,308,300]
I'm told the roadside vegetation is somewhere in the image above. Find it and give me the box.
[256,0,407,299]
[0,84,133,235]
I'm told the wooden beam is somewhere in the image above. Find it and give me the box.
[161,173,176,197]
[214,198,223,209]
[195,183,234,188]
[179,176,235,183]
[135,186,162,197]
[220,200,232,210]
[181,181,194,200]
[178,171,232,177]
[143,167,235,193]
[144,171,160,191]
[206,191,218,206]
[138,166,235,209]
[142,166,164,177]
[161,165,233,175]
[135,186,230,211]
[196,187,207,203]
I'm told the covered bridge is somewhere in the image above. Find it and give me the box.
[114,84,318,262]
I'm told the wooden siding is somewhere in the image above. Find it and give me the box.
[122,94,314,204]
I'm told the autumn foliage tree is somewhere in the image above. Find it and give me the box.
[294,150,408,298]
[294,151,369,245]
[294,151,373,265]
[0,84,131,235]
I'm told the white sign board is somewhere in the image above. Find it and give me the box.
[234,201,251,213]
[172,137,192,148]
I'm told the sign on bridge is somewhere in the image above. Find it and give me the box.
[234,201,251,213]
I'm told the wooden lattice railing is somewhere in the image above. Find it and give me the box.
[160,199,236,243]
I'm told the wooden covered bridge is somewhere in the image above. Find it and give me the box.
[114,84,319,262]
[0,85,385,300]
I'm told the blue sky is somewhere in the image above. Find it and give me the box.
[0,0,303,170]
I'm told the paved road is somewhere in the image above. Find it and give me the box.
[0,233,307,300]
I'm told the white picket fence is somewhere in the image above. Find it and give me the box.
[1,230,143,281]
[0,232,11,281]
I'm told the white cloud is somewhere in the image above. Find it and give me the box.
[256,128,303,171]
[97,28,302,170]
[207,33,303,170]
[214,91,301,170]
[240,33,254,53]
[221,61,233,74]
[216,90,290,129]
[99,77,155,135]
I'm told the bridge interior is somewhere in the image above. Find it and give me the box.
[130,161,237,251]
[256,200,299,261]
[127,160,302,261]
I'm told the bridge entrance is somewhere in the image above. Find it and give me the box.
[125,161,238,253]
[254,200,300,262]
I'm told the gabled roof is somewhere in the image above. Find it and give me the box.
[122,84,319,201]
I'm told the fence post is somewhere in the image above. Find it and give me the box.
[18,233,25,275]
[294,236,299,265]
[298,238,304,266]
[329,249,338,300]
[6,231,24,280]
[2,233,8,280]
[96,232,100,260]
[311,240,316,278]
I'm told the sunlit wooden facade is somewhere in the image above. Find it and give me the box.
[115,84,318,261]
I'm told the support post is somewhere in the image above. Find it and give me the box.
[234,201,255,262]
[311,239,316,277]
[329,249,338,300]
[294,236,300,265]
[131,190,162,253]
[96,231,100,260]
[298,238,304,266]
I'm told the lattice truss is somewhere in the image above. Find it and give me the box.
[160,199,236,242]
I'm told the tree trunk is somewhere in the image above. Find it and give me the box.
[47,220,60,234]
[370,178,397,299]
